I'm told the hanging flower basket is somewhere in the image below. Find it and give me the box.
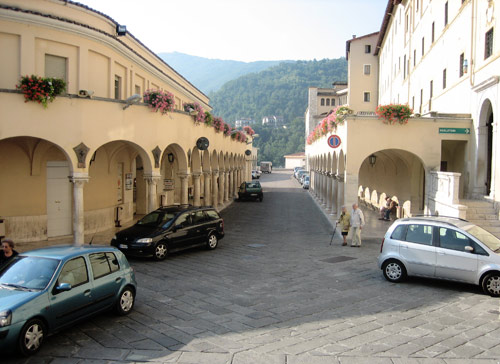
[375,104,413,124]
[143,89,175,115]
[204,111,213,126]
[16,75,66,108]
[183,102,205,123]
[306,106,353,145]
[243,125,255,136]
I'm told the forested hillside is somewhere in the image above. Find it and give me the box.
[209,58,348,166]
[159,52,286,93]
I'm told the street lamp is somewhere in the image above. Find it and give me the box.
[369,154,377,167]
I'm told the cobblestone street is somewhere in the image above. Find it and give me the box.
[6,170,500,363]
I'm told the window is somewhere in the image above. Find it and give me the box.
[58,257,89,287]
[443,68,447,89]
[90,252,119,279]
[406,224,433,246]
[413,49,416,66]
[404,55,407,77]
[431,22,435,43]
[364,64,371,75]
[320,98,325,106]
[114,75,122,100]
[205,210,220,220]
[444,2,448,26]
[176,212,192,227]
[45,54,67,83]
[421,37,425,56]
[326,98,330,106]
[332,98,336,106]
[459,53,465,77]
[391,224,407,240]
[365,45,371,54]
[485,28,494,59]
[363,92,370,102]
[135,85,141,96]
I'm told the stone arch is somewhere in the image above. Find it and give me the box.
[162,143,188,174]
[477,98,495,196]
[211,150,219,170]
[202,150,211,172]
[191,147,202,174]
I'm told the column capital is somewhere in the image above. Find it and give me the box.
[192,172,201,179]
[212,169,219,175]
[144,172,161,184]
[178,173,190,180]
[69,173,90,185]
[203,171,211,177]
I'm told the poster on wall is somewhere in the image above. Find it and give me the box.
[125,173,133,190]
[117,163,123,203]
[163,179,174,191]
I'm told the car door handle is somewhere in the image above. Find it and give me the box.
[115,277,122,283]
[84,289,91,296]
[438,252,446,255]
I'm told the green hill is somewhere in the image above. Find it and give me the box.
[158,52,287,93]
[208,58,348,167]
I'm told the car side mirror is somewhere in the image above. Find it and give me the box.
[465,246,474,253]
[55,282,72,292]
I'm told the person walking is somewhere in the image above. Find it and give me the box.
[0,238,19,267]
[338,205,351,246]
[350,203,365,247]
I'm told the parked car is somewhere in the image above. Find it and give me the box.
[296,170,308,182]
[111,206,224,261]
[300,173,309,185]
[303,176,310,189]
[294,169,305,179]
[260,161,272,174]
[251,170,261,179]
[378,216,500,296]
[0,245,136,356]
[293,166,303,176]
[238,181,263,202]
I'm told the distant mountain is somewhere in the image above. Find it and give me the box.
[158,52,288,94]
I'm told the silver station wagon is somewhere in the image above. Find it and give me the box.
[378,216,500,296]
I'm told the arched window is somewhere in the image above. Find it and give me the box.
[326,99,330,106]
[332,99,336,106]
[320,98,325,106]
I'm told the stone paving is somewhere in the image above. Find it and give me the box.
[5,170,500,363]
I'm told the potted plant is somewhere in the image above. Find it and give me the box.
[16,75,66,108]
[375,104,413,124]
[143,89,175,115]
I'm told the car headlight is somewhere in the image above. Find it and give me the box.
[136,238,153,244]
[112,235,117,240]
[0,310,12,327]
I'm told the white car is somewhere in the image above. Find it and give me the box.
[251,170,261,179]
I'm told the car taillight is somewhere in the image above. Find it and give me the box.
[380,238,385,253]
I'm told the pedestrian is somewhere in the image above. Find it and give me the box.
[338,205,351,246]
[350,203,365,247]
[0,238,19,267]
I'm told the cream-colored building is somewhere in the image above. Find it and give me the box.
[0,0,253,245]
[284,152,306,169]
[306,0,500,235]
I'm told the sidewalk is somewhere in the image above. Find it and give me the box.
[308,189,390,243]
[13,199,235,253]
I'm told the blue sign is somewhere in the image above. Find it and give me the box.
[327,135,341,148]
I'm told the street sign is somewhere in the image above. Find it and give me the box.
[327,135,341,148]
[439,127,470,134]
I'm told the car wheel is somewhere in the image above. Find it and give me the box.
[153,242,168,261]
[482,273,500,297]
[18,318,46,356]
[116,287,135,315]
[382,260,407,283]
[207,233,218,250]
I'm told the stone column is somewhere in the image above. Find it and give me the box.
[179,173,189,205]
[204,171,211,206]
[192,173,201,207]
[70,173,89,246]
[218,170,225,204]
[320,172,325,204]
[332,177,339,215]
[212,170,219,208]
[326,174,332,211]
[337,174,345,211]
[224,171,229,202]
[144,173,161,213]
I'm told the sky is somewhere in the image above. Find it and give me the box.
[77,0,388,62]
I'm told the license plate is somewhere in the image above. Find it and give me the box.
[251,193,258,196]
[119,244,128,249]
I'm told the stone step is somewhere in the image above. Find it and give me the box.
[461,199,494,207]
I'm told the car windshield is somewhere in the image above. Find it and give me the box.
[246,182,260,188]
[0,256,60,290]
[464,225,500,252]
[137,211,176,227]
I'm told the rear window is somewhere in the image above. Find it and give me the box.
[406,224,433,246]
[90,252,120,279]
[205,210,220,220]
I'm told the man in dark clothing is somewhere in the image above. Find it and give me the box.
[0,238,19,267]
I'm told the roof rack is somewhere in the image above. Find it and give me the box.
[410,214,469,222]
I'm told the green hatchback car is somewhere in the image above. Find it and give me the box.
[238,181,263,202]
[0,245,137,356]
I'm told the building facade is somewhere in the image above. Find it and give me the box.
[284,152,306,169]
[0,0,253,245]
[305,0,500,235]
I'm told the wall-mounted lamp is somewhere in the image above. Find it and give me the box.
[89,152,96,166]
[463,59,468,74]
[369,154,377,167]
[167,153,175,163]
[123,94,141,110]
